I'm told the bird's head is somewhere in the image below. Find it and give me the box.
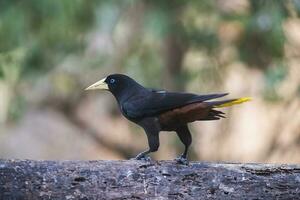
[85,74,144,102]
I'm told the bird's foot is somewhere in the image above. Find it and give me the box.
[139,156,151,162]
[175,155,189,165]
[132,153,151,162]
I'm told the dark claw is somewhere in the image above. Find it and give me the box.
[140,156,151,161]
[132,153,151,161]
[175,155,189,165]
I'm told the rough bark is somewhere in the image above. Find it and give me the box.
[0,160,300,200]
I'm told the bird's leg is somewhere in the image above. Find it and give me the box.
[133,126,159,161]
[134,150,151,161]
[175,125,192,165]
[175,147,189,165]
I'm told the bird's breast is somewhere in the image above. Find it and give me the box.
[120,104,130,119]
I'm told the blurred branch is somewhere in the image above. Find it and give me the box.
[54,100,138,159]
[66,111,137,159]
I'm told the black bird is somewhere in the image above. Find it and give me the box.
[85,74,250,164]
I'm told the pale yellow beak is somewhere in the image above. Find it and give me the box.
[85,77,109,90]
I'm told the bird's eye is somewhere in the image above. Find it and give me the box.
[110,78,116,84]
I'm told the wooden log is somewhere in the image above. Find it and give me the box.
[0,160,300,199]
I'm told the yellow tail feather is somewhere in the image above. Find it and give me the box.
[215,97,251,108]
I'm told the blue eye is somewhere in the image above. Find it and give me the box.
[110,79,116,84]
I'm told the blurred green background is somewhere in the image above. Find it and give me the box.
[1,0,300,163]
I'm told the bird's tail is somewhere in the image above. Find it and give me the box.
[207,97,251,108]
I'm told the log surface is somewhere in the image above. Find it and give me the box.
[0,160,300,199]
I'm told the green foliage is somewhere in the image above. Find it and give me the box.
[0,48,25,84]
[125,44,164,88]
[188,30,219,53]
[264,63,287,101]
[144,7,171,38]
[0,0,294,107]
[238,1,287,68]
[7,94,26,122]
[0,0,99,78]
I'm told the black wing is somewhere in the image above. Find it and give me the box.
[122,90,228,119]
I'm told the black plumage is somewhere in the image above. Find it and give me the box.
[86,74,250,164]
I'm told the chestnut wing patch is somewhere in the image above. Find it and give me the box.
[159,102,225,130]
